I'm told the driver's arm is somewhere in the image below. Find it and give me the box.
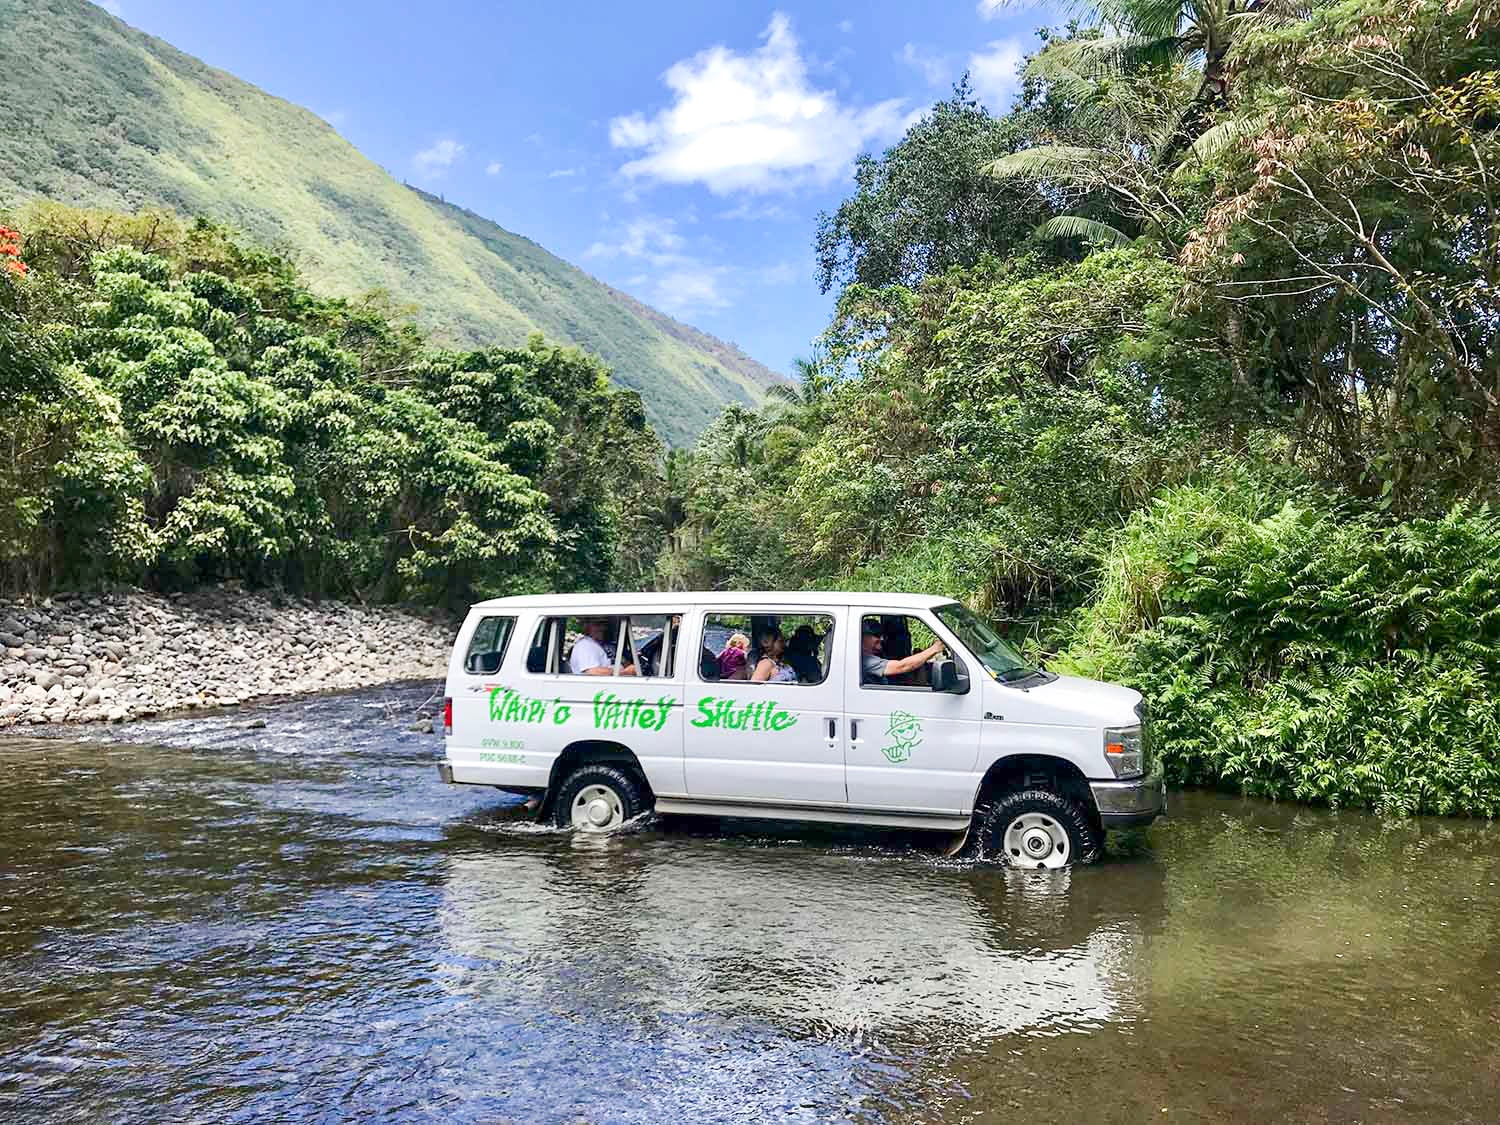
[884,641,946,677]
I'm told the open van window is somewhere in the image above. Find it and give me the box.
[629,614,681,678]
[525,614,682,677]
[700,612,833,684]
[859,613,947,688]
[933,603,1035,682]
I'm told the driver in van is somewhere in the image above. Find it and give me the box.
[861,621,945,685]
[569,618,637,676]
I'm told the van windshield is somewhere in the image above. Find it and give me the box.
[934,603,1036,682]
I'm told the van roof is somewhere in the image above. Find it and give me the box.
[469,591,961,612]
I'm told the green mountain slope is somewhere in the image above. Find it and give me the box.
[0,0,783,443]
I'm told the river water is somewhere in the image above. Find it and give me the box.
[1,685,1496,1122]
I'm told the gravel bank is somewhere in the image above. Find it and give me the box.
[0,589,456,727]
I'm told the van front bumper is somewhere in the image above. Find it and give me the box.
[1090,775,1165,828]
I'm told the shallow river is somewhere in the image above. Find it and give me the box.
[1,685,1496,1122]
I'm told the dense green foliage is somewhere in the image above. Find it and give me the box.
[666,0,1500,815]
[0,0,781,444]
[1056,487,1500,815]
[0,206,661,602]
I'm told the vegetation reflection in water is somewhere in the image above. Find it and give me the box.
[0,686,1497,1122]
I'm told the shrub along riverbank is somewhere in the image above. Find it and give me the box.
[0,205,663,605]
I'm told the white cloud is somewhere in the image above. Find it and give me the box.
[755,261,799,286]
[717,201,788,221]
[486,160,503,175]
[898,43,950,87]
[609,12,906,194]
[969,39,1026,110]
[586,215,799,317]
[547,167,580,179]
[413,138,465,177]
[654,267,731,313]
[976,0,1006,19]
[320,109,348,128]
[585,216,686,264]
[95,0,123,15]
[838,18,854,33]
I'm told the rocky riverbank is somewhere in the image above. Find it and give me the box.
[0,589,456,727]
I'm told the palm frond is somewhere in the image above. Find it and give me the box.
[985,146,1106,183]
[1035,215,1134,246]
[1040,33,1190,77]
[1169,111,1272,178]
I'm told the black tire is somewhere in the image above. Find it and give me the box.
[973,788,1103,868]
[551,763,650,830]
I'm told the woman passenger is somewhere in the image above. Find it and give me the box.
[750,628,797,683]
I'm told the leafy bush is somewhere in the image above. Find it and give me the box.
[1056,484,1500,815]
[0,206,663,603]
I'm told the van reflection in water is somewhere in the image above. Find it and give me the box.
[437,817,1167,1049]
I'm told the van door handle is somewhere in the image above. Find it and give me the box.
[826,718,837,739]
[850,719,859,743]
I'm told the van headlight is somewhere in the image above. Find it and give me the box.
[1103,725,1143,779]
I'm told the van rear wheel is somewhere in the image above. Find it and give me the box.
[554,763,649,832]
[978,789,1101,868]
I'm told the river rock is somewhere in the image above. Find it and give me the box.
[0,588,456,730]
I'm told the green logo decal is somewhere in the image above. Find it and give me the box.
[690,696,798,732]
[488,687,571,725]
[592,692,675,732]
[881,711,924,763]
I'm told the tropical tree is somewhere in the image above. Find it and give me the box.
[815,78,1055,294]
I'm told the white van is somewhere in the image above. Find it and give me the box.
[437,592,1163,867]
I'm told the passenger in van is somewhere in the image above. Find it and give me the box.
[786,624,824,684]
[718,632,750,680]
[750,628,798,683]
[861,621,944,685]
[569,618,637,676]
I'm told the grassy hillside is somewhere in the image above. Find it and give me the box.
[0,0,783,443]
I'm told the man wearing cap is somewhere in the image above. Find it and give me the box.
[861,621,945,685]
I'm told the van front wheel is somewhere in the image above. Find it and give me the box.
[978,789,1101,868]
[554,763,649,831]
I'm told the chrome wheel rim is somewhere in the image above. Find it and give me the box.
[570,784,625,831]
[1002,812,1069,869]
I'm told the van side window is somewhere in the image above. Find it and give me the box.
[698,612,834,685]
[525,614,683,677]
[464,615,517,675]
[633,614,689,678]
[859,613,945,689]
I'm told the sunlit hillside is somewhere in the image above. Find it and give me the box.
[0,0,783,442]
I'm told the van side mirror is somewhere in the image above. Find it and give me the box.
[931,658,968,694]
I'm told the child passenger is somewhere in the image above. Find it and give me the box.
[717,632,750,680]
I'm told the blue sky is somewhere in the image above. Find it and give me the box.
[96,0,1059,375]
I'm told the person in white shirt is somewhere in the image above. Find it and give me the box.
[569,618,636,676]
